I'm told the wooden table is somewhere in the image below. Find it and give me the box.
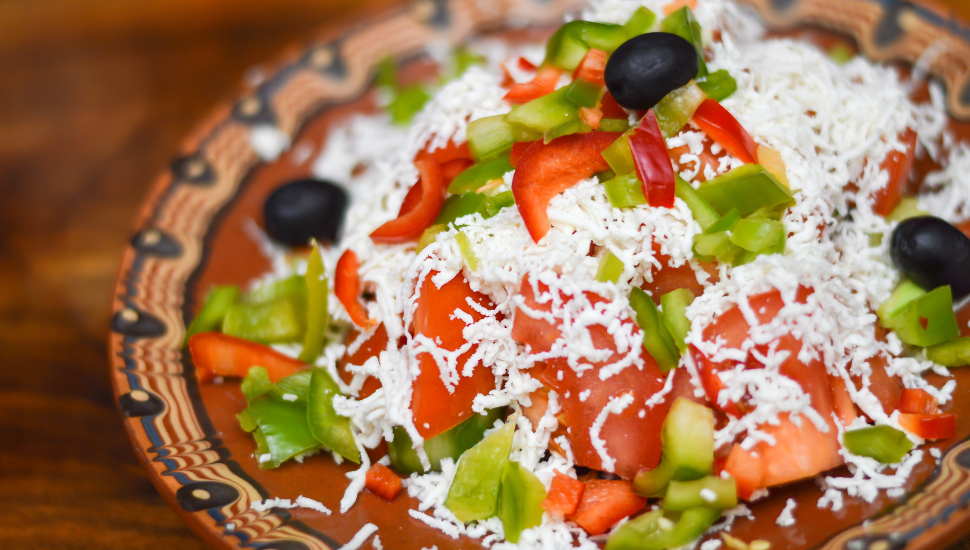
[1,0,969,548]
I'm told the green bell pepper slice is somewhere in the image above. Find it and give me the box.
[298,243,328,364]
[842,425,914,464]
[388,85,432,126]
[599,118,632,132]
[654,81,707,138]
[623,7,657,38]
[675,176,720,230]
[183,285,241,347]
[602,130,637,176]
[664,507,722,548]
[604,173,647,208]
[695,164,794,217]
[728,218,785,252]
[605,509,663,550]
[634,397,714,496]
[497,461,547,543]
[485,191,515,216]
[828,44,855,65]
[926,337,970,367]
[455,231,479,271]
[596,251,625,283]
[237,408,258,432]
[565,78,604,108]
[444,413,517,523]
[248,396,321,469]
[466,115,541,161]
[662,476,737,511]
[241,366,276,403]
[272,370,313,404]
[544,119,592,144]
[308,366,360,463]
[605,507,721,550]
[222,295,306,344]
[246,274,306,304]
[545,20,628,70]
[661,7,708,78]
[448,156,513,194]
[505,86,580,134]
[436,193,489,226]
[887,197,930,222]
[388,408,505,475]
[882,286,959,347]
[692,231,741,264]
[703,207,740,235]
[697,69,738,102]
[876,280,926,325]
[661,288,695,353]
[418,224,448,252]
[630,288,680,372]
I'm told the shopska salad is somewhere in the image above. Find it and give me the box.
[184,0,970,548]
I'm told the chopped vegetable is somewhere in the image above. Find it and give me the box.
[629,287,680,371]
[497,461,547,542]
[448,156,513,194]
[183,285,240,347]
[444,414,517,523]
[898,388,939,415]
[604,173,648,208]
[629,111,676,208]
[572,49,608,85]
[882,285,959,347]
[623,7,657,37]
[221,293,305,344]
[654,80,707,138]
[371,159,446,243]
[569,480,646,536]
[541,471,585,517]
[692,99,758,164]
[662,476,737,510]
[660,6,708,78]
[298,243,328,364]
[675,175,720,230]
[388,85,432,125]
[596,251,625,283]
[334,249,378,329]
[599,118,631,132]
[634,397,714,496]
[308,365,360,463]
[602,129,637,176]
[544,118,592,144]
[925,336,970,367]
[545,21,628,71]
[365,463,403,501]
[660,288,695,353]
[695,164,793,216]
[887,197,929,222]
[248,396,320,469]
[566,78,604,108]
[729,218,785,252]
[504,65,564,104]
[697,69,738,102]
[506,86,580,134]
[871,129,917,217]
[467,115,541,161]
[417,223,447,251]
[388,408,505,474]
[757,145,789,188]
[842,425,914,463]
[898,413,956,440]
[455,231,479,271]
[189,332,306,384]
[604,509,663,550]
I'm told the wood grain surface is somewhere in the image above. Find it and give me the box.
[1,0,969,549]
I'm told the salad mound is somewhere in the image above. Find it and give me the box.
[185,0,970,548]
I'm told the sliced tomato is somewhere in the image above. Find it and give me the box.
[509,140,538,168]
[511,278,561,354]
[569,480,646,536]
[371,159,446,243]
[512,131,620,242]
[189,332,306,384]
[335,249,378,329]
[410,272,497,439]
[723,444,761,501]
[504,65,564,104]
[830,374,858,426]
[870,128,917,217]
[365,463,403,501]
[572,49,608,86]
[898,413,956,439]
[337,324,387,400]
[691,99,758,165]
[898,387,939,415]
[667,129,726,183]
[541,470,586,517]
[850,330,903,417]
[640,241,719,298]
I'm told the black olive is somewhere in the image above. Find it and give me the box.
[890,216,970,300]
[604,33,699,111]
[264,178,348,246]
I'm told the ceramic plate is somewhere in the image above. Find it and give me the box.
[109,1,970,548]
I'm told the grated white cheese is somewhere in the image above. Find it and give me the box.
[339,523,379,550]
[250,496,332,515]
[776,498,797,527]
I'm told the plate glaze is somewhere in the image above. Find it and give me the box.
[108,1,970,548]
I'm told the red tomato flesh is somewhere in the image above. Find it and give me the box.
[898,413,956,440]
[898,387,939,415]
[640,242,719,299]
[600,92,627,120]
[189,332,306,384]
[337,324,388,400]
[410,272,497,439]
[870,129,917,217]
[542,470,586,517]
[569,480,646,536]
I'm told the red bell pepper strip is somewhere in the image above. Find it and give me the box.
[572,48,608,86]
[518,57,538,71]
[371,159,446,243]
[629,111,676,208]
[541,470,586,517]
[600,91,627,120]
[898,387,939,415]
[335,249,378,329]
[512,132,620,242]
[692,99,758,165]
[415,140,473,165]
[364,463,403,501]
[504,65,564,104]
[870,128,917,217]
[898,413,956,439]
[188,332,306,384]
[568,480,646,536]
[509,141,537,168]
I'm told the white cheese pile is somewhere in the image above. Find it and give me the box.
[239,0,970,546]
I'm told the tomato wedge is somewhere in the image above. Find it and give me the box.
[337,324,387,399]
[335,249,378,329]
[898,387,939,415]
[870,128,917,217]
[568,480,646,536]
[640,242,719,298]
[188,332,306,384]
[512,131,620,242]
[410,272,497,439]
[630,111,676,208]
[667,129,725,183]
[898,413,956,439]
[504,65,564,104]
[371,159,446,243]
[572,48,608,85]
[691,99,758,164]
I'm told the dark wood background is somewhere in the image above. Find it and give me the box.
[1,0,969,548]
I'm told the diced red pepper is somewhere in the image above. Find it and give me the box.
[579,106,603,130]
[691,99,758,164]
[568,480,646,536]
[188,332,306,384]
[510,140,538,168]
[335,249,378,329]
[504,65,564,104]
[370,159,446,243]
[870,128,917,217]
[898,413,956,440]
[511,131,620,242]
[600,91,627,120]
[898,388,939,415]
[365,463,403,501]
[519,57,538,71]
[629,111,676,208]
[572,48,608,86]
[541,470,586,517]
[411,272,498,439]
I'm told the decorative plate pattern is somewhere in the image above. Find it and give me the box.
[109,1,970,549]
